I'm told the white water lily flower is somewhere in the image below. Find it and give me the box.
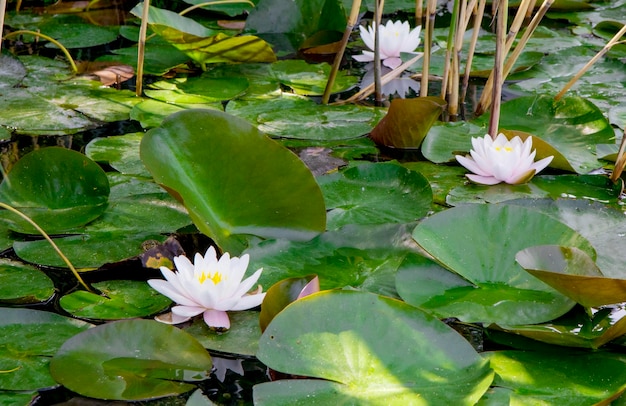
[148,247,265,329]
[455,133,553,185]
[353,20,421,69]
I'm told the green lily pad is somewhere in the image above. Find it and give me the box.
[145,75,249,104]
[421,121,486,163]
[140,109,326,253]
[402,161,467,206]
[0,54,26,88]
[39,14,119,49]
[270,60,357,95]
[49,319,213,401]
[0,308,92,391]
[401,204,595,324]
[516,245,626,308]
[481,350,626,405]
[369,97,447,148]
[495,303,626,349]
[317,162,433,230]
[86,132,150,177]
[246,222,420,298]
[130,99,222,129]
[446,174,621,206]
[60,280,172,320]
[259,274,319,332]
[0,259,54,304]
[0,391,37,405]
[184,311,262,357]
[0,147,110,234]
[255,290,494,405]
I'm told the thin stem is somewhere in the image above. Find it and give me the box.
[0,202,92,292]
[323,0,362,104]
[555,22,626,101]
[136,0,150,97]
[461,0,486,105]
[3,30,77,72]
[488,0,507,138]
[420,0,437,96]
[373,0,385,103]
[415,0,423,26]
[179,0,255,16]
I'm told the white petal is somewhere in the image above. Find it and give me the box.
[228,292,267,311]
[147,279,198,307]
[383,57,402,69]
[204,309,230,329]
[530,155,554,174]
[172,305,206,318]
[466,173,502,185]
[359,25,375,51]
[231,268,264,299]
[353,52,375,62]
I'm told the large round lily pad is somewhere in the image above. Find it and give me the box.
[400,203,595,325]
[0,308,92,391]
[317,162,433,230]
[255,290,494,405]
[140,109,326,253]
[0,259,54,304]
[0,147,109,234]
[50,319,213,400]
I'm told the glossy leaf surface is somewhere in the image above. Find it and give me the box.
[140,109,326,253]
[50,319,212,400]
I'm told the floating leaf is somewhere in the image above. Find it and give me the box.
[270,60,357,95]
[0,147,109,234]
[255,290,493,405]
[50,319,212,400]
[184,311,262,356]
[317,162,433,230]
[259,274,319,332]
[482,350,626,404]
[86,132,150,177]
[370,97,447,148]
[0,259,54,304]
[60,280,172,321]
[140,109,326,253]
[516,245,626,308]
[0,308,92,391]
[495,304,626,349]
[401,204,595,324]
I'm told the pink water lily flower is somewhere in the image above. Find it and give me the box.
[455,133,553,185]
[148,247,265,330]
[353,20,422,69]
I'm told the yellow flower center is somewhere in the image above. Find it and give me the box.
[198,270,223,285]
[494,146,513,152]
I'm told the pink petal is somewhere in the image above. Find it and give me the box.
[383,57,402,69]
[204,309,231,329]
[353,52,374,62]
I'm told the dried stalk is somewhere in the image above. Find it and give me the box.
[555,22,626,101]
[0,0,6,53]
[374,0,385,103]
[460,0,486,105]
[488,0,507,138]
[322,0,362,104]
[475,0,553,116]
[136,0,150,97]
[420,0,437,96]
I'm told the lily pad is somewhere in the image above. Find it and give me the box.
[0,308,92,391]
[259,274,319,332]
[317,162,433,230]
[145,75,249,104]
[184,311,262,357]
[481,350,626,405]
[59,280,172,321]
[270,60,357,95]
[0,259,54,304]
[246,222,420,298]
[369,96,447,149]
[401,204,595,324]
[516,245,626,308]
[86,132,150,177]
[495,304,626,349]
[0,147,110,234]
[255,290,494,405]
[49,319,213,401]
[140,109,326,253]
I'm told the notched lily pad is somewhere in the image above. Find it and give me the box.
[50,319,213,401]
[60,280,172,321]
[0,259,55,304]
